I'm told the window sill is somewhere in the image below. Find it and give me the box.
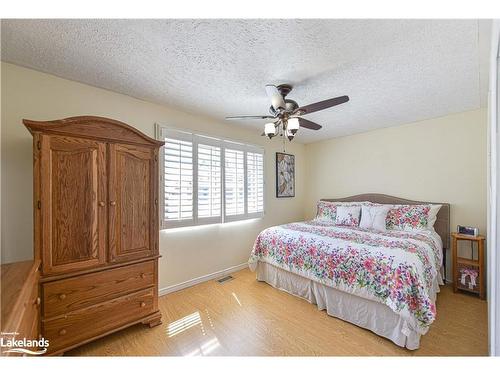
[160,216,263,232]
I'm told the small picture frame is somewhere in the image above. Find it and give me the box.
[276,152,295,198]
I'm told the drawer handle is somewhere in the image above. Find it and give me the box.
[110,201,116,206]
[98,201,105,207]
[59,293,67,300]
[140,273,146,279]
[35,297,41,305]
[140,302,146,308]
[59,329,67,336]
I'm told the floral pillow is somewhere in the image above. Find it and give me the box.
[385,204,431,231]
[315,201,338,222]
[315,201,367,223]
[335,206,361,226]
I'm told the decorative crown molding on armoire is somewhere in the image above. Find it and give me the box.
[24,116,164,355]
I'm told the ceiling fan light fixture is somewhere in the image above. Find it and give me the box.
[287,118,299,135]
[227,84,348,144]
[264,122,276,139]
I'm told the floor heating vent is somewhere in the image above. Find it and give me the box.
[217,275,234,284]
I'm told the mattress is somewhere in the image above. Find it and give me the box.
[248,220,443,349]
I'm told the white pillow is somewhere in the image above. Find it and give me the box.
[427,204,442,230]
[335,206,361,226]
[359,205,391,231]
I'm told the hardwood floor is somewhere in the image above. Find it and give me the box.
[67,268,488,356]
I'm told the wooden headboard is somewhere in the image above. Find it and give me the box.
[321,193,451,250]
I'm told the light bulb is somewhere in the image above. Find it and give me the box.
[287,118,299,135]
[264,123,276,139]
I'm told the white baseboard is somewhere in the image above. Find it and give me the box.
[158,262,249,296]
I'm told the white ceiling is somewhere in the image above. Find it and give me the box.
[1,19,491,143]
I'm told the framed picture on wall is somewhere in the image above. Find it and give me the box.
[276,152,295,198]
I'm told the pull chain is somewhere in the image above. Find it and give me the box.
[282,122,286,152]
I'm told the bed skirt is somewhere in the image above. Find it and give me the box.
[254,261,423,350]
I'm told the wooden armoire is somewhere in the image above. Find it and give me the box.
[24,116,164,355]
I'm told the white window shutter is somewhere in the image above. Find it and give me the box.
[162,133,194,227]
[157,124,266,228]
[247,151,264,216]
[224,147,246,220]
[197,142,222,223]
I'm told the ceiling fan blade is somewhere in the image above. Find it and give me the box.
[296,95,349,115]
[265,85,286,111]
[298,118,322,130]
[226,115,276,120]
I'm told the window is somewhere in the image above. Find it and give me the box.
[197,137,222,224]
[224,147,245,219]
[163,135,193,222]
[246,151,264,214]
[157,126,265,228]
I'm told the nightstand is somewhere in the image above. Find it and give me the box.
[451,232,485,299]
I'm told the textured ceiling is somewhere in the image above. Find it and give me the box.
[0,19,490,143]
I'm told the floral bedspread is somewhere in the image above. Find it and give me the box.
[248,220,443,334]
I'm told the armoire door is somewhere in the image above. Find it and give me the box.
[108,143,157,263]
[40,135,107,274]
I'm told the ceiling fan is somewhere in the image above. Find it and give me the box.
[226,84,349,142]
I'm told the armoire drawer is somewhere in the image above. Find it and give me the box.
[42,261,155,318]
[43,287,155,353]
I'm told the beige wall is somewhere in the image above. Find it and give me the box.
[304,109,487,277]
[0,63,306,289]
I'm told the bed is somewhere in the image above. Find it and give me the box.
[248,194,450,350]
